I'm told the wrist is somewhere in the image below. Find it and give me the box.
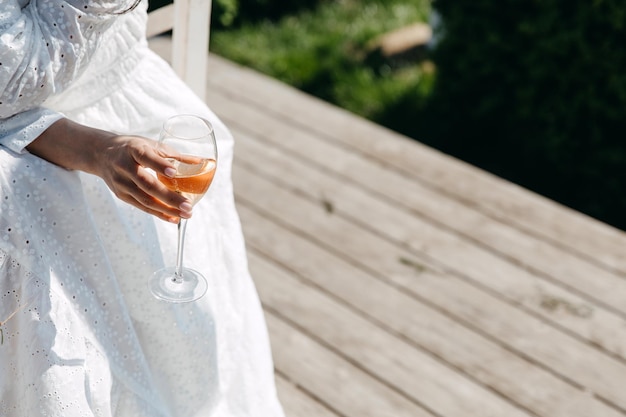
[27,118,115,174]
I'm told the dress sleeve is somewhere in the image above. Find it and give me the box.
[0,0,130,153]
[0,107,64,154]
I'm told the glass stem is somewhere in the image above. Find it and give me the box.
[174,218,188,282]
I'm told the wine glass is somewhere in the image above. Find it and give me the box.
[149,114,218,303]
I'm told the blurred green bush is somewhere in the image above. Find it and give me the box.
[412,0,626,230]
[210,0,433,123]
[149,0,626,230]
[148,0,321,26]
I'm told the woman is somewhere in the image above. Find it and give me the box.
[0,1,285,416]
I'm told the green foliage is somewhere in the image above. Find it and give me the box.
[228,0,321,25]
[153,0,626,229]
[214,0,239,26]
[147,0,242,26]
[211,0,434,120]
[415,0,626,229]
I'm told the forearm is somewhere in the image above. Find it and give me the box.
[26,118,112,175]
[26,118,192,223]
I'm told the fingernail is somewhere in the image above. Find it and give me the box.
[180,201,193,212]
[180,211,192,219]
[164,167,177,177]
[168,217,179,224]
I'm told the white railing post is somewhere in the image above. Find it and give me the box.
[171,0,212,101]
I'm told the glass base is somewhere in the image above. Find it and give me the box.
[149,266,208,303]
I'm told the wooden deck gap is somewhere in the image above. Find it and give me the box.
[223,115,626,323]
[231,139,626,365]
[250,246,546,417]
[237,199,625,417]
[266,306,450,417]
[233,160,626,412]
[235,191,619,408]
[208,83,626,320]
[274,370,347,417]
[209,82,626,280]
[222,113,626,351]
[265,311,436,417]
[207,64,626,276]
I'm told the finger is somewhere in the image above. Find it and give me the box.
[119,189,191,222]
[133,165,192,210]
[130,141,178,178]
[111,169,191,218]
[154,142,182,160]
[131,185,191,219]
[131,200,180,224]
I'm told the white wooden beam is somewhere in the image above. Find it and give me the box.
[172,0,212,101]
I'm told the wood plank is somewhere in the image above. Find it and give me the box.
[232,162,626,415]
[249,251,533,417]
[228,124,626,362]
[206,54,626,275]
[265,313,435,417]
[275,374,340,417]
[237,204,624,417]
[207,87,626,321]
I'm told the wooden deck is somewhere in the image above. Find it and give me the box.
[151,37,626,417]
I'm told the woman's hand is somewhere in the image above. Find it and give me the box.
[91,135,193,223]
[26,118,192,223]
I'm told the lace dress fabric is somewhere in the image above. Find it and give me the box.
[0,1,284,416]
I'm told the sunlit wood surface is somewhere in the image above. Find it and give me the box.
[151,36,626,417]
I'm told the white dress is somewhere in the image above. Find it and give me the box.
[0,1,285,416]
